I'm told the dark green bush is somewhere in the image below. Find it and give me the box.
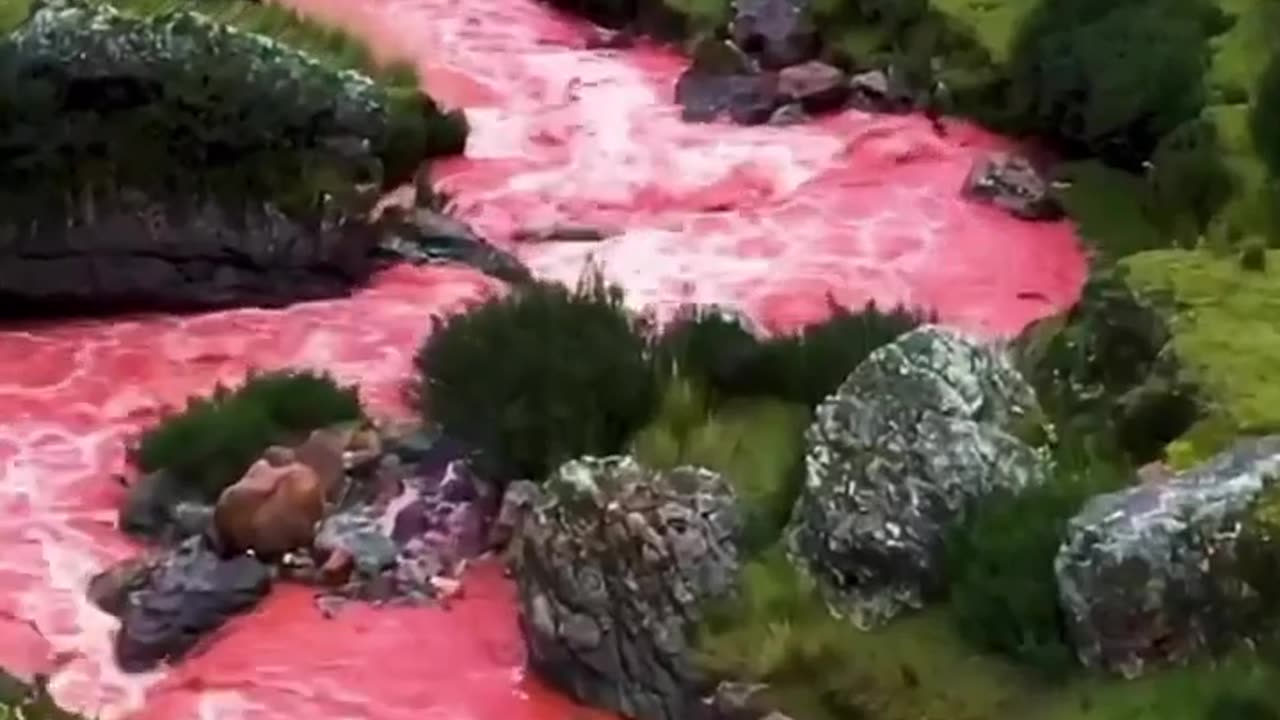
[944,440,1129,676]
[415,273,659,483]
[1007,0,1217,167]
[655,300,926,408]
[135,369,363,500]
[1017,261,1201,463]
[1255,54,1280,178]
[1148,119,1237,239]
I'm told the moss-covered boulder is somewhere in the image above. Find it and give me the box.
[786,325,1050,627]
[514,455,741,720]
[0,0,467,314]
[1055,436,1280,677]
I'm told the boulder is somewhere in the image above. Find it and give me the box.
[675,39,781,125]
[315,507,399,577]
[1056,436,1280,677]
[108,536,271,672]
[730,0,819,70]
[213,457,327,558]
[962,152,1064,221]
[514,456,741,720]
[847,69,912,114]
[786,325,1050,627]
[777,61,850,115]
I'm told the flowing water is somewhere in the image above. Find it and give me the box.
[0,0,1085,717]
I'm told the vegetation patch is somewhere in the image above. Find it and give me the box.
[135,369,364,501]
[654,301,926,409]
[415,274,659,484]
[0,0,466,220]
[1123,248,1280,437]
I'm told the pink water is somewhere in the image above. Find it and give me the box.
[0,0,1085,717]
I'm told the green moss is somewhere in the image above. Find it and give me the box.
[697,551,1035,720]
[135,369,364,500]
[632,388,810,553]
[1123,248,1280,435]
[0,0,31,32]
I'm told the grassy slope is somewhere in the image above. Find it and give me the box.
[0,0,32,31]
[1124,248,1280,434]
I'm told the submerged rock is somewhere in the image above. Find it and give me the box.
[375,206,532,285]
[514,456,741,720]
[962,152,1064,221]
[108,536,271,672]
[1057,436,1280,677]
[787,325,1050,627]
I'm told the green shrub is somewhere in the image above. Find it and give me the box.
[1007,0,1217,166]
[1205,694,1278,720]
[135,369,363,500]
[1017,260,1201,462]
[944,439,1129,676]
[415,273,659,483]
[632,383,809,553]
[655,300,925,408]
[1149,120,1238,240]
[1254,54,1280,177]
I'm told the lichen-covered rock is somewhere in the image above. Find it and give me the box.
[962,152,1064,221]
[1056,436,1280,677]
[514,456,741,720]
[786,325,1050,627]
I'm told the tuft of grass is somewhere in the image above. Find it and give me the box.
[135,369,364,501]
[631,385,810,554]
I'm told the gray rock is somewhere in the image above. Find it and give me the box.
[315,507,398,576]
[767,103,808,126]
[730,0,818,70]
[786,325,1050,627]
[1056,436,1280,677]
[112,536,271,672]
[118,470,213,544]
[514,456,741,720]
[962,152,1064,221]
[375,207,532,285]
[675,39,780,125]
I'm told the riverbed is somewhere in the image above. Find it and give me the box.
[0,0,1084,717]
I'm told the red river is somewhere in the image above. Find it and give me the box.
[0,0,1086,717]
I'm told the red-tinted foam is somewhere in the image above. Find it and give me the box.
[0,0,1085,716]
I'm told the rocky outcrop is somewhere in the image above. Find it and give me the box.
[1056,436,1280,677]
[0,193,378,315]
[514,456,741,720]
[786,325,1050,627]
[0,0,468,315]
[962,153,1064,221]
[90,536,272,672]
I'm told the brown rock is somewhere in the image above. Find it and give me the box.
[318,548,355,586]
[777,61,850,115]
[213,459,326,558]
[87,553,160,617]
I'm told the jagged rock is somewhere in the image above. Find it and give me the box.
[847,69,912,113]
[777,61,849,114]
[675,38,780,125]
[730,0,819,70]
[1056,436,1280,677]
[786,325,1050,627]
[213,456,327,558]
[514,456,741,720]
[375,206,533,285]
[315,507,398,577]
[109,536,271,672]
[962,152,1064,221]
[767,103,808,125]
